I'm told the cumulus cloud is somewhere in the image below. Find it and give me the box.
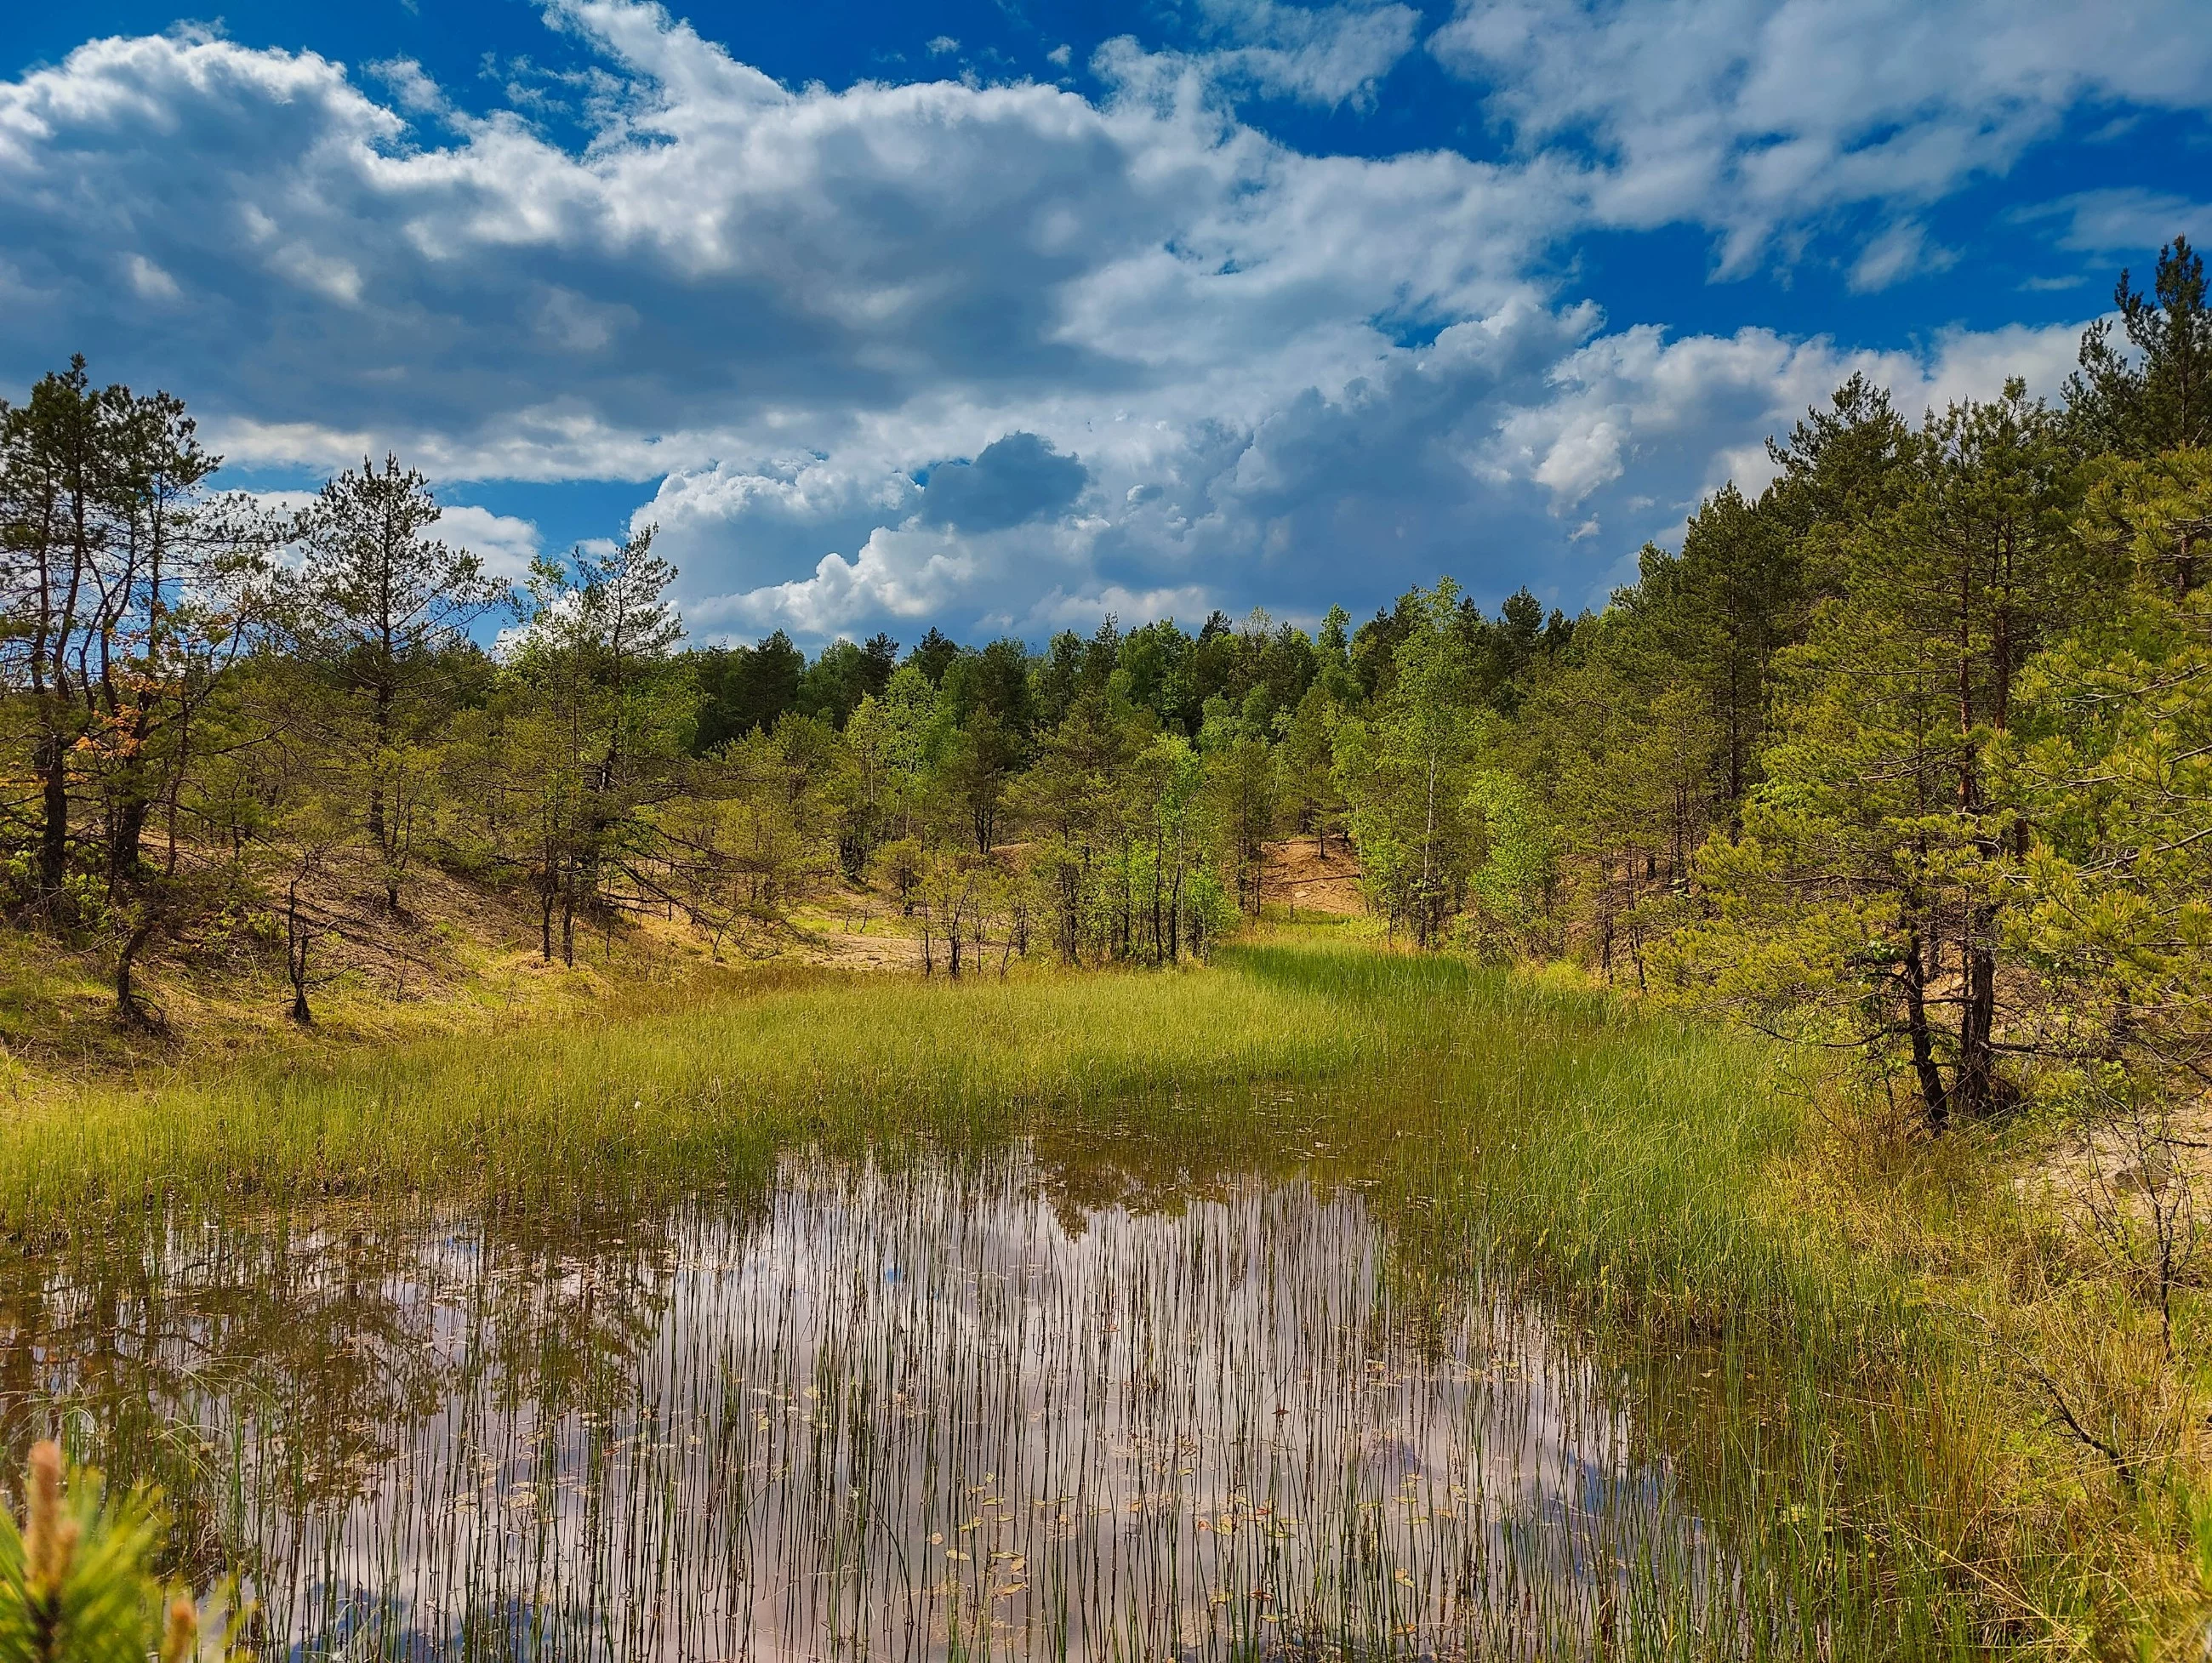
[687,527,979,638]
[0,0,2164,643]
[436,504,544,582]
[647,310,2090,637]
[238,489,542,587]
[1504,317,2086,511]
[915,434,1089,533]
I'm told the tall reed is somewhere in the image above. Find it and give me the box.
[0,937,2158,1651]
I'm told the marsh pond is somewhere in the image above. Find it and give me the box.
[0,952,1980,1660]
[0,1142,1747,1660]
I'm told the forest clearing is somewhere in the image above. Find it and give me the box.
[0,931,2173,1655]
[0,43,2209,1653]
[0,924,2198,1657]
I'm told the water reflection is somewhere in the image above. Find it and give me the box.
[0,1149,1701,1659]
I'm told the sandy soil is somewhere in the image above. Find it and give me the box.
[6,832,1368,1087]
[786,902,928,971]
[1262,835,1366,916]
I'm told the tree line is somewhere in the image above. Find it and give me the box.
[4,241,2209,1157]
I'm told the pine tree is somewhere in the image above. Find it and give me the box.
[1663,385,2083,1128]
[2070,236,2212,458]
[288,455,506,911]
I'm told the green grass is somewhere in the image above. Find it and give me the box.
[3,952,1377,1233]
[9,938,1799,1293]
[3,933,2192,1654]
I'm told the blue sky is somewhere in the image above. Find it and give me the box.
[3,0,2209,646]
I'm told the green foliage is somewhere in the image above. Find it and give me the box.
[1335,580,1486,943]
[1615,482,1799,805]
[2070,235,2212,457]
[0,1442,227,1663]
[285,454,507,915]
[693,629,805,751]
[1463,767,1554,938]
[4,235,2210,1142]
[2000,448,2212,1103]
[1658,381,2088,1127]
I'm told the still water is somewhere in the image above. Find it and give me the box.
[0,1148,1711,1659]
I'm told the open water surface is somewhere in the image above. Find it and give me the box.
[0,1145,1721,1660]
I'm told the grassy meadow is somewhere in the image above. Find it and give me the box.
[3,931,2200,1655]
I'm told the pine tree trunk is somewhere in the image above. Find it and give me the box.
[369,728,389,852]
[1169,866,1181,963]
[109,796,151,886]
[286,880,314,1025]
[1899,925,1948,1131]
[1957,911,1998,1118]
[114,908,160,1030]
[36,732,69,895]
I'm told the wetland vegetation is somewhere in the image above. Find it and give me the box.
[0,940,2198,1657]
[1,241,2211,1655]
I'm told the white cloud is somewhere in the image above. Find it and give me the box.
[125,253,180,301]
[647,309,2089,635]
[1182,0,1422,109]
[1528,317,2084,504]
[1847,220,1956,293]
[2026,187,2212,255]
[0,1,2154,644]
[435,504,544,581]
[688,527,979,637]
[368,56,446,116]
[1531,417,1624,504]
[242,489,541,584]
[1429,0,2212,276]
